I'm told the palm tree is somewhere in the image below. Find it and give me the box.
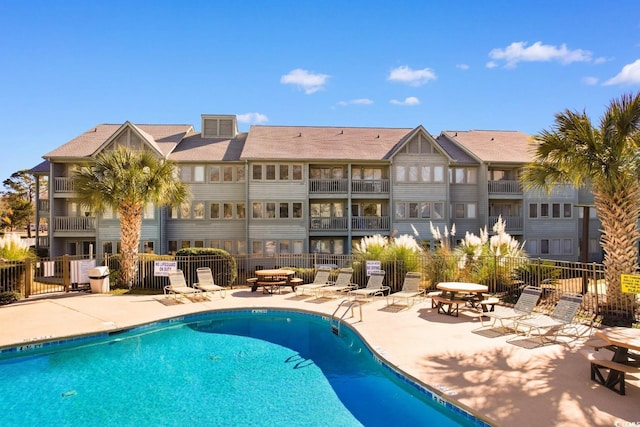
[73,147,190,287]
[521,92,640,315]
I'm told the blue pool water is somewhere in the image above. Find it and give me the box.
[0,310,484,426]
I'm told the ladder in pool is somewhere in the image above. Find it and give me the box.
[330,299,362,336]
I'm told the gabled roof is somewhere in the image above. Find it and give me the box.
[441,130,534,164]
[386,125,450,161]
[43,123,193,159]
[169,132,247,162]
[242,125,413,161]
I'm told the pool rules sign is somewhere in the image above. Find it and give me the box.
[620,274,640,294]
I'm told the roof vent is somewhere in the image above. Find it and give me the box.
[201,115,237,138]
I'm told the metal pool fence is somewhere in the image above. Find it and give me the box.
[2,253,638,325]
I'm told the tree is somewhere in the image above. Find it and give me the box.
[521,92,640,315]
[73,147,190,287]
[2,170,37,236]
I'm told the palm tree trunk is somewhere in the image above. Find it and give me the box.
[118,203,143,288]
[594,187,639,313]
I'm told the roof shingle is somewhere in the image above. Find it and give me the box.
[442,130,534,163]
[242,125,413,160]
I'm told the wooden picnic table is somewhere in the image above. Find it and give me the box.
[579,327,640,395]
[252,269,297,294]
[433,282,489,316]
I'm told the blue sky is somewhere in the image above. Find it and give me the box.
[1,1,640,182]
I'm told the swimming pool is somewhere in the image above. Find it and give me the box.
[0,309,487,426]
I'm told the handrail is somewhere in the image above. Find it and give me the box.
[330,299,362,336]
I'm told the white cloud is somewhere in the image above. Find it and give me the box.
[456,64,469,70]
[337,98,374,106]
[390,96,420,106]
[594,56,612,65]
[488,41,592,68]
[603,59,640,86]
[280,68,330,94]
[387,66,436,86]
[237,112,269,124]
[582,76,599,86]
[485,61,498,69]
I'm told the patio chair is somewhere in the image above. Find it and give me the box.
[315,268,355,298]
[294,266,332,296]
[386,272,424,308]
[165,269,203,301]
[479,286,542,330]
[511,292,584,344]
[349,270,389,302]
[194,267,227,299]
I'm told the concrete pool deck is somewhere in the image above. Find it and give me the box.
[1,289,637,426]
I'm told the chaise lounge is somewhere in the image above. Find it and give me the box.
[165,269,203,301]
[386,272,424,308]
[194,267,227,299]
[349,270,388,302]
[478,286,542,330]
[315,268,355,298]
[294,266,332,297]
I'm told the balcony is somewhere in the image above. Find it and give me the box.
[35,236,49,248]
[53,216,95,232]
[309,179,348,194]
[352,179,389,194]
[351,216,390,231]
[54,177,75,193]
[488,215,523,232]
[310,217,348,230]
[488,180,522,194]
[38,199,50,212]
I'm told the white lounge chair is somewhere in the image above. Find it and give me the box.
[386,272,424,308]
[479,286,542,330]
[194,267,227,299]
[512,292,584,344]
[349,270,388,302]
[315,268,355,298]
[294,266,332,296]
[165,269,203,301]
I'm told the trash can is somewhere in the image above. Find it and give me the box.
[88,266,110,293]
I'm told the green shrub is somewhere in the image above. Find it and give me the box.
[176,248,238,287]
[353,234,423,290]
[0,291,22,305]
[0,234,34,261]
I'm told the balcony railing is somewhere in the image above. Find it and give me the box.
[38,199,50,212]
[310,217,348,230]
[35,236,49,247]
[351,216,390,231]
[308,216,390,231]
[488,215,523,231]
[309,179,348,193]
[53,216,95,232]
[351,179,389,194]
[488,180,522,194]
[54,177,75,193]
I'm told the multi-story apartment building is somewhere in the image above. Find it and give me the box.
[30,114,603,262]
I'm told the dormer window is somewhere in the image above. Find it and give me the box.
[202,114,237,138]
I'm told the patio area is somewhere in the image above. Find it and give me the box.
[1,289,638,426]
